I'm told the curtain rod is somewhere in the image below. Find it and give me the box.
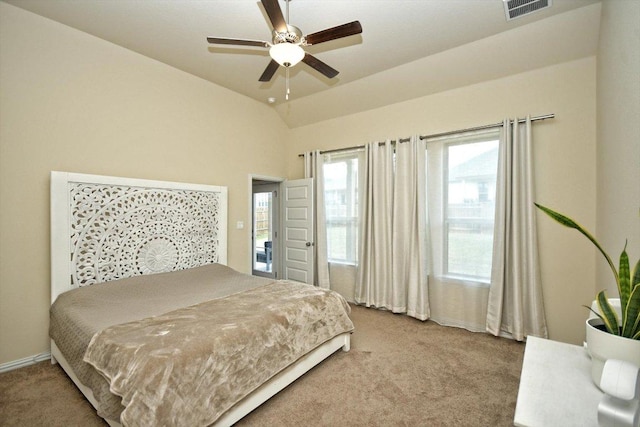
[297,113,555,157]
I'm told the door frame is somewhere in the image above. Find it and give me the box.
[248,174,284,276]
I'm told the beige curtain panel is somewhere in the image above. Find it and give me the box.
[486,117,548,341]
[356,138,430,321]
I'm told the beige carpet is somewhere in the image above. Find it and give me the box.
[0,305,524,426]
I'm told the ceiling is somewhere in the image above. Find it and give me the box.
[3,0,601,127]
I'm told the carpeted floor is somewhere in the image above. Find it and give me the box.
[0,304,525,426]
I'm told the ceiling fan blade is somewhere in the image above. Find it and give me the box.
[302,54,339,79]
[261,0,287,33]
[259,59,280,82]
[207,37,269,48]
[305,21,362,45]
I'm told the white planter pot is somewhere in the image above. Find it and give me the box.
[585,317,640,389]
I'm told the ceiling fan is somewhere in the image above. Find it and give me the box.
[207,0,362,99]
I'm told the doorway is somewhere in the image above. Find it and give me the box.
[252,180,280,278]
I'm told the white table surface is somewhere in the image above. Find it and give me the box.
[514,335,604,427]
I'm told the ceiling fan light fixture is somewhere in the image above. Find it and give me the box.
[269,42,304,67]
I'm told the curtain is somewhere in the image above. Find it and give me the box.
[394,137,430,319]
[486,117,548,340]
[355,137,430,320]
[304,151,330,289]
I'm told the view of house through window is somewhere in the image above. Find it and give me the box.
[444,138,499,281]
[323,152,362,264]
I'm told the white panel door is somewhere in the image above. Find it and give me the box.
[283,178,314,284]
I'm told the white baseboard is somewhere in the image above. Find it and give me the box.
[0,352,51,373]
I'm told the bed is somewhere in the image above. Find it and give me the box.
[49,171,353,426]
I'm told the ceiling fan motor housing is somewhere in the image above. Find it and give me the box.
[273,25,305,45]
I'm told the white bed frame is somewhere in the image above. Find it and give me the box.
[50,171,350,426]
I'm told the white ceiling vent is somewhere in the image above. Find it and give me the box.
[503,0,552,21]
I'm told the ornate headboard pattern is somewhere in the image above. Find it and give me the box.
[51,172,228,303]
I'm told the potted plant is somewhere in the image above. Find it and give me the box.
[535,203,640,387]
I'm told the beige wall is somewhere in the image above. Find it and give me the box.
[0,3,289,364]
[596,0,640,293]
[286,57,598,345]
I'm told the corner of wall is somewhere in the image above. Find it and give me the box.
[595,0,640,294]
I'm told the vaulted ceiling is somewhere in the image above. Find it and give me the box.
[3,0,601,127]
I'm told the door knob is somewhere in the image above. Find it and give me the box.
[306,242,312,247]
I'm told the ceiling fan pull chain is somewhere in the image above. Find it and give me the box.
[286,67,291,100]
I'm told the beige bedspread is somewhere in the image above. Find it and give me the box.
[50,264,275,419]
[83,280,353,426]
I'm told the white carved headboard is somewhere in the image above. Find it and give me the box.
[50,172,228,303]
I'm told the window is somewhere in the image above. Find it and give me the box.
[443,136,499,282]
[323,152,362,264]
[319,132,499,280]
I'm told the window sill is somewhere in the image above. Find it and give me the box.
[440,275,490,288]
[328,260,357,267]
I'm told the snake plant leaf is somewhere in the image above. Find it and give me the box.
[625,284,640,338]
[596,291,620,335]
[619,244,631,323]
[633,258,640,288]
[534,203,619,283]
[632,260,640,337]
